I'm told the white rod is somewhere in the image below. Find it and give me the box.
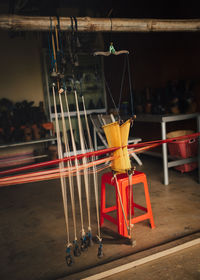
[58,89,77,241]
[74,90,91,231]
[64,90,85,237]
[52,84,70,245]
[82,96,101,238]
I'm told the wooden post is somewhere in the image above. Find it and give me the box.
[1,15,200,32]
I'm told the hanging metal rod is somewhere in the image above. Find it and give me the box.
[1,15,200,32]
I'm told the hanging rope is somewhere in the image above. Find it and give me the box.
[126,54,134,115]
[94,49,132,122]
[105,53,134,119]
[48,17,55,73]
[118,56,127,113]
[93,19,133,119]
[105,79,121,120]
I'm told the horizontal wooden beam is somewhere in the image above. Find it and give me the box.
[1,15,200,32]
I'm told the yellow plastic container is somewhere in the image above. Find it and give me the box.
[120,119,131,171]
[102,120,131,173]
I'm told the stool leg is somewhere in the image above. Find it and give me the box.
[115,177,128,235]
[100,180,106,226]
[116,184,122,235]
[126,186,134,216]
[121,180,130,238]
[143,177,155,229]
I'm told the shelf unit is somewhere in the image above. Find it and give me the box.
[135,113,200,185]
[42,49,107,150]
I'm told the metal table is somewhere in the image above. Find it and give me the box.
[135,113,200,185]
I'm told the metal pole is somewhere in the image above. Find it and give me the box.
[161,121,169,185]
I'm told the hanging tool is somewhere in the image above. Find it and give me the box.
[93,18,129,56]
[97,237,103,258]
[66,244,73,266]
[94,45,134,119]
[80,234,88,251]
[73,240,81,257]
[93,16,134,116]
[93,42,129,56]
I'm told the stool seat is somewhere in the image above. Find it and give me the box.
[100,171,155,238]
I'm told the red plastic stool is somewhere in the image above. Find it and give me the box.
[100,171,155,238]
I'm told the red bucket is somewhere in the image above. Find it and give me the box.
[167,130,198,173]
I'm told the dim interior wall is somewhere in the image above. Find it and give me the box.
[133,46,200,91]
[104,32,200,109]
[1,30,200,110]
[133,32,200,91]
[0,31,44,106]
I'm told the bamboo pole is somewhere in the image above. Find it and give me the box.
[1,15,200,32]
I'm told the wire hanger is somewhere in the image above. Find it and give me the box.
[93,18,129,56]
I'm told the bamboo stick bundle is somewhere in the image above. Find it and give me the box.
[1,15,200,32]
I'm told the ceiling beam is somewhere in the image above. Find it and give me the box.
[1,15,200,32]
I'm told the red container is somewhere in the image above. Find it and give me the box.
[167,130,198,173]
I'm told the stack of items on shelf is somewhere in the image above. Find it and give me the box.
[134,79,198,115]
[0,98,53,144]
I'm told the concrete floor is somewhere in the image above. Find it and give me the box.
[0,155,200,280]
[101,243,200,280]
